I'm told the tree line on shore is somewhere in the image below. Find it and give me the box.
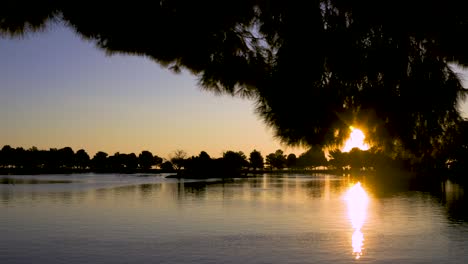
[0,145,328,175]
[1,142,467,178]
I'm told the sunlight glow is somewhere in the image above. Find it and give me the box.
[344,182,369,259]
[342,127,370,152]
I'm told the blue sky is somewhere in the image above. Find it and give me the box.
[1,22,467,159]
[0,23,305,159]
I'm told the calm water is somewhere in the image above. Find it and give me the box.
[1,173,467,264]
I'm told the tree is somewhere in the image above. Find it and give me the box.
[123,153,138,171]
[183,151,214,177]
[23,146,41,169]
[170,149,187,170]
[266,149,287,170]
[348,148,365,171]
[328,149,348,171]
[296,148,328,169]
[160,161,175,172]
[138,150,155,170]
[58,147,75,169]
[249,149,264,170]
[153,155,163,169]
[2,2,468,161]
[108,152,124,171]
[194,151,212,172]
[286,153,297,169]
[75,149,90,170]
[13,147,27,169]
[91,151,108,171]
[222,150,249,175]
[44,148,59,170]
[198,151,211,161]
[265,154,275,170]
[0,145,14,168]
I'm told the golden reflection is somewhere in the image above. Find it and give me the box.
[344,182,369,259]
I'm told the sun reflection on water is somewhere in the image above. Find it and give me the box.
[344,182,369,259]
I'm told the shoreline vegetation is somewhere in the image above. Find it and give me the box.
[0,145,466,185]
[0,166,341,177]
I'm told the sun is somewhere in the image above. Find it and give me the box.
[342,127,370,152]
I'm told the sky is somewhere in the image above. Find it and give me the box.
[0,23,306,159]
[1,23,468,159]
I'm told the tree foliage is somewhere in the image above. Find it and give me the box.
[75,149,90,169]
[91,151,108,171]
[286,153,297,169]
[296,148,328,169]
[266,149,286,169]
[160,161,175,172]
[249,149,264,170]
[222,151,248,173]
[170,149,187,170]
[328,147,399,171]
[138,150,158,170]
[183,151,215,177]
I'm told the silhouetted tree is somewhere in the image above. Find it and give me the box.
[198,151,211,161]
[160,161,175,172]
[123,153,138,171]
[249,149,264,170]
[297,148,328,169]
[328,149,348,171]
[0,145,14,168]
[91,151,108,171]
[106,152,139,172]
[44,148,60,170]
[170,149,187,170]
[222,150,248,175]
[266,149,286,170]
[58,147,75,169]
[0,146,5,168]
[286,153,297,169]
[75,149,90,169]
[108,152,125,171]
[365,147,387,170]
[195,151,213,172]
[13,147,26,169]
[348,148,365,171]
[24,146,42,169]
[153,155,163,169]
[183,151,214,178]
[138,150,155,170]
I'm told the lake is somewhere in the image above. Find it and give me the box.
[1,173,467,263]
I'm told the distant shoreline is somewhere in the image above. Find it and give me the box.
[0,167,343,177]
[0,168,168,176]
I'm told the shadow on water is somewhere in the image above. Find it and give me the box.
[139,183,162,197]
[0,177,73,184]
[182,181,209,197]
[92,180,214,201]
[435,180,468,223]
[351,169,468,224]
